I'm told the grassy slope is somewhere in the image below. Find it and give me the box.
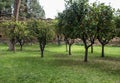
[0,44,120,83]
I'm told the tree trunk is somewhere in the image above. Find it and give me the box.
[66,43,68,52]
[41,49,44,58]
[68,44,71,55]
[20,45,22,51]
[30,39,33,46]
[12,38,16,53]
[39,42,45,58]
[19,39,24,51]
[8,0,21,51]
[8,40,13,51]
[14,0,21,21]
[40,44,44,58]
[8,39,16,52]
[57,35,61,46]
[101,44,105,57]
[84,47,88,62]
[91,45,93,53]
[20,42,23,51]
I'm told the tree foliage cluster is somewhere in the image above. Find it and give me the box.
[0,0,45,18]
[56,0,118,62]
[1,19,55,57]
[27,19,55,57]
[0,0,46,53]
[0,0,120,62]
[2,20,27,50]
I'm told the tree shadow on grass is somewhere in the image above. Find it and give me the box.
[90,51,120,62]
[5,46,119,77]
[13,53,120,76]
[50,57,120,76]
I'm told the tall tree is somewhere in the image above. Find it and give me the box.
[14,0,21,20]
[19,0,45,18]
[97,3,116,57]
[57,0,99,61]
[8,0,21,52]
[0,0,13,17]
[57,9,75,55]
[57,0,88,56]
[73,2,98,62]
[19,0,28,18]
[27,0,45,19]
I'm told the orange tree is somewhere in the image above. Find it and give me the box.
[27,20,55,58]
[96,3,116,57]
[2,21,28,51]
[57,0,98,62]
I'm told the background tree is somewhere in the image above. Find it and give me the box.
[0,0,45,19]
[15,21,28,51]
[19,0,28,18]
[27,20,55,58]
[14,0,21,21]
[53,19,63,46]
[7,0,21,52]
[76,3,98,62]
[57,0,89,57]
[0,0,13,17]
[96,3,116,57]
[27,0,45,19]
[55,18,68,51]
[19,0,45,19]
[114,9,120,37]
[57,8,75,55]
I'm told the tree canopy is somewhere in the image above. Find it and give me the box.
[27,19,55,57]
[57,0,117,61]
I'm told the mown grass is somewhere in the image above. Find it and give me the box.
[0,43,120,83]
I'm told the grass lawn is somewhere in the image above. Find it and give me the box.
[0,43,120,83]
